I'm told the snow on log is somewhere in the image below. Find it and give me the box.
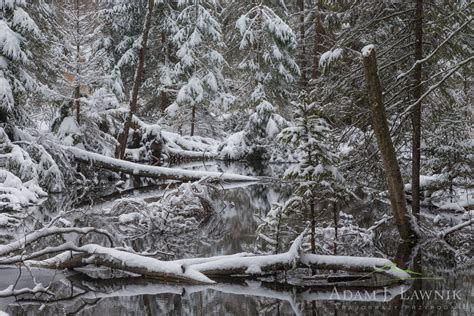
[187,231,409,279]
[77,244,215,284]
[26,244,215,285]
[300,254,410,279]
[191,231,305,276]
[173,252,254,266]
[66,146,257,182]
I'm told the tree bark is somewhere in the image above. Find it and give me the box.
[75,0,81,124]
[311,0,325,80]
[116,0,155,159]
[411,0,423,219]
[362,46,417,241]
[160,32,169,113]
[190,103,196,136]
[298,0,307,87]
[310,203,316,254]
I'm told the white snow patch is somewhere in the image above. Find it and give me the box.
[361,44,375,57]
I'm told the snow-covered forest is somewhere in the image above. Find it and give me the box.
[0,0,472,314]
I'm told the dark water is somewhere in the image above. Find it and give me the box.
[0,161,472,315]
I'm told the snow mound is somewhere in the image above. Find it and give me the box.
[0,170,46,210]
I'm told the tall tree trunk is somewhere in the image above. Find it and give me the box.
[160,32,168,113]
[362,46,418,241]
[311,1,325,80]
[116,0,155,159]
[75,0,81,124]
[411,0,423,219]
[190,103,196,136]
[310,202,316,254]
[298,0,307,87]
[333,202,338,256]
[74,84,81,124]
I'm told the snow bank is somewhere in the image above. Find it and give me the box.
[0,127,67,194]
[0,170,46,210]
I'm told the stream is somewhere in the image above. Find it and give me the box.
[0,161,472,315]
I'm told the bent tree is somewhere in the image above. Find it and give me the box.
[116,0,155,159]
[362,46,418,241]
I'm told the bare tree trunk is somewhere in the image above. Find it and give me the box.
[74,84,81,124]
[333,202,338,256]
[116,0,155,159]
[310,203,316,254]
[362,46,417,241]
[190,103,196,136]
[311,1,325,80]
[160,32,168,113]
[298,0,307,87]
[75,0,81,124]
[411,0,423,219]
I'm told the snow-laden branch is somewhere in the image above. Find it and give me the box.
[0,227,113,257]
[397,17,473,80]
[0,283,52,298]
[66,146,258,182]
[402,56,474,115]
[437,219,473,238]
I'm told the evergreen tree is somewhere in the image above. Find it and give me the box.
[232,1,300,113]
[0,0,42,124]
[167,0,232,137]
[258,94,350,254]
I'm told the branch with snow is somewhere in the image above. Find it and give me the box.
[437,219,473,238]
[0,283,52,298]
[0,226,113,257]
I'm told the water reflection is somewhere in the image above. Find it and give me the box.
[0,161,472,315]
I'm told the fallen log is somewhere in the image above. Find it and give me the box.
[9,231,409,285]
[66,146,257,182]
[25,244,215,285]
[300,254,409,279]
[179,232,410,280]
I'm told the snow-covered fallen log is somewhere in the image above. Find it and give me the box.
[66,146,257,182]
[70,244,215,284]
[300,254,409,279]
[23,244,215,284]
[184,232,410,280]
[2,230,409,288]
[191,230,305,276]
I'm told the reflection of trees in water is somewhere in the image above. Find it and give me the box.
[6,275,412,315]
[2,227,471,315]
[1,161,472,314]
